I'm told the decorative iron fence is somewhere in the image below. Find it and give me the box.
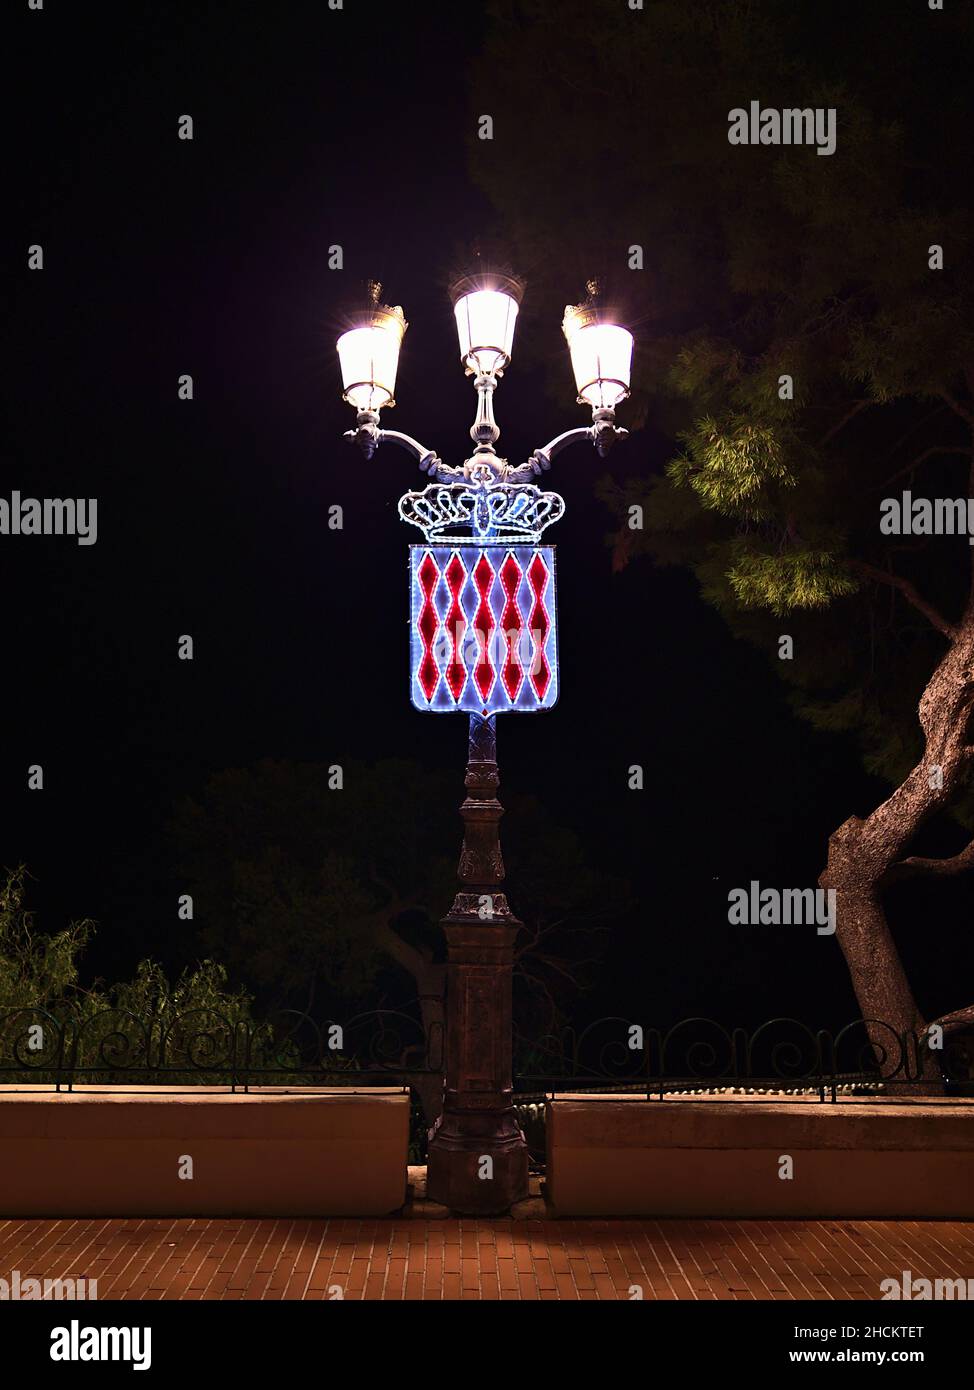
[513,1015,974,1102]
[3,1008,972,1104]
[0,1005,443,1091]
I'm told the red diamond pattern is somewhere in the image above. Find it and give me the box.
[499,553,525,700]
[417,551,440,701]
[444,552,468,701]
[473,553,497,702]
[527,551,551,700]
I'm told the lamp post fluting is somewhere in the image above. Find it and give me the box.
[336,272,633,1213]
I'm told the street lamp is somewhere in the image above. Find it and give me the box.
[337,272,633,1213]
[337,280,407,415]
[563,279,634,413]
[451,272,522,376]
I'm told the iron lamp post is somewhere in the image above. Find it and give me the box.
[336,272,633,1213]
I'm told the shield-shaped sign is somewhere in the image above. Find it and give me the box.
[409,543,558,714]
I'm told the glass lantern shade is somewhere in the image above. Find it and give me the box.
[564,320,633,410]
[451,274,523,375]
[338,302,406,412]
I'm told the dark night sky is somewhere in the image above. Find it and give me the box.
[6,0,970,1033]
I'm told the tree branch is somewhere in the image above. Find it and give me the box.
[512,965,561,1033]
[885,404,948,457]
[373,918,430,983]
[939,390,974,429]
[849,559,958,640]
[874,445,973,492]
[886,838,974,882]
[818,400,872,447]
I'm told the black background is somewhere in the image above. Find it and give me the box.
[6,0,969,1032]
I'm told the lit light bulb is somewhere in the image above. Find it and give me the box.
[562,282,633,410]
[337,281,407,412]
[450,273,523,376]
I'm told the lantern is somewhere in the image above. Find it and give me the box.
[562,281,633,410]
[450,273,523,376]
[337,281,407,413]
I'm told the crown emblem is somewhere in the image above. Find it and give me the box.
[398,481,565,544]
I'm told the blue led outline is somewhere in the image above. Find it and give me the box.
[408,544,559,715]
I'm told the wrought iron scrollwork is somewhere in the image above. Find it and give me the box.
[0,1005,443,1089]
[512,1014,974,1101]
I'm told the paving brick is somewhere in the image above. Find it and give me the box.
[3,1215,971,1301]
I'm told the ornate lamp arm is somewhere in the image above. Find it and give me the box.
[522,407,629,476]
[344,409,446,475]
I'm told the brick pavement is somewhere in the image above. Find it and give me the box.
[1,1213,971,1300]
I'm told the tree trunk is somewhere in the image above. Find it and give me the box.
[410,960,446,1127]
[374,919,446,1126]
[820,604,974,1086]
[821,822,931,1081]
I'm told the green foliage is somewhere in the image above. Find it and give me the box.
[0,866,94,1011]
[668,415,796,518]
[108,957,257,1032]
[0,866,257,1022]
[723,544,858,616]
[0,866,269,1084]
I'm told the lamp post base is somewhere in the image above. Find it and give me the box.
[427,1113,529,1215]
[426,917,529,1214]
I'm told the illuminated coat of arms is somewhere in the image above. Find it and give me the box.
[399,481,560,714]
